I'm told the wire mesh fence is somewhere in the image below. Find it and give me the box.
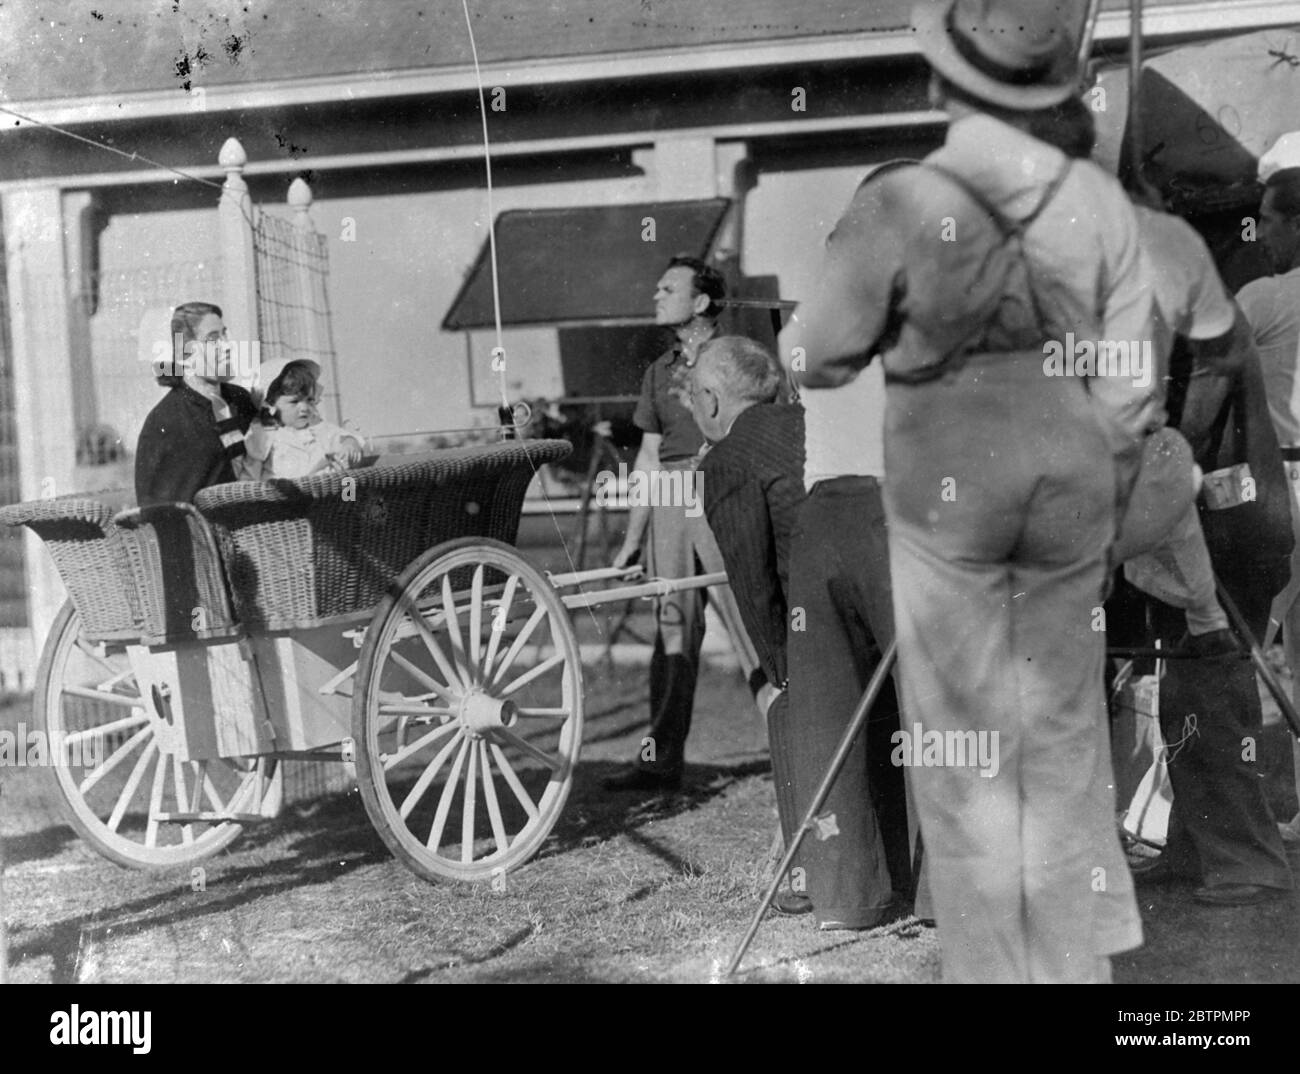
[249,207,351,801]
[252,208,343,426]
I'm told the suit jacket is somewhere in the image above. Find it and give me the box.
[700,402,806,688]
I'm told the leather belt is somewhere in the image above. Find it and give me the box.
[1282,447,1300,461]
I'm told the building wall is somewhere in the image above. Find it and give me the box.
[744,162,872,309]
[87,167,656,453]
[90,206,222,467]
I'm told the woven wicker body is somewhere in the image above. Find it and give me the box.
[194,440,570,631]
[0,439,571,642]
[0,491,144,642]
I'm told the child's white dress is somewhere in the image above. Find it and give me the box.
[240,421,362,480]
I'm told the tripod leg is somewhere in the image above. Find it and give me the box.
[910,829,925,909]
[725,640,898,978]
[1216,578,1300,740]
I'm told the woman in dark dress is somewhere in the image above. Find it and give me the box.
[134,302,258,507]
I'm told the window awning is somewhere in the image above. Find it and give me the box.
[442,198,730,330]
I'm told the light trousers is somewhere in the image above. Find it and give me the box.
[883,354,1142,983]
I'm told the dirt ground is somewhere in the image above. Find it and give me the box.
[2,625,1299,984]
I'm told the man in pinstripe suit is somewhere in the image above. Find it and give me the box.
[689,335,811,913]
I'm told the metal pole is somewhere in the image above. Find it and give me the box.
[725,640,897,978]
[1215,579,1300,740]
[1127,0,1144,184]
[1077,0,1104,72]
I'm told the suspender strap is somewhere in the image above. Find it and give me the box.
[883,157,1075,387]
[921,157,1074,238]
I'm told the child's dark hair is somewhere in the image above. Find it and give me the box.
[261,361,320,426]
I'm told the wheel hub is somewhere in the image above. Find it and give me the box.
[459,690,518,737]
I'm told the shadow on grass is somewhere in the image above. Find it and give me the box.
[532,757,772,868]
[1113,849,1300,984]
[7,751,774,982]
[6,796,389,981]
[3,825,79,867]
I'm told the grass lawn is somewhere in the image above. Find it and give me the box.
[2,643,1298,984]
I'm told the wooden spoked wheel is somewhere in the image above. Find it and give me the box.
[353,538,584,882]
[35,601,277,868]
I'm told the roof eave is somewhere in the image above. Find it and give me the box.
[5,0,1300,129]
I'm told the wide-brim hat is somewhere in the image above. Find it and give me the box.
[913,0,1080,112]
[252,357,322,407]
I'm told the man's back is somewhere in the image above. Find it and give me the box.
[800,112,1159,468]
[700,402,805,685]
[1238,266,1300,449]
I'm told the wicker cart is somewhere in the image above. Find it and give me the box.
[2,439,715,883]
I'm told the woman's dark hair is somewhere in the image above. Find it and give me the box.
[155,301,223,387]
[261,361,320,426]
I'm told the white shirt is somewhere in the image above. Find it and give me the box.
[801,360,886,491]
[183,373,245,453]
[1135,206,1236,353]
[1237,266,1300,448]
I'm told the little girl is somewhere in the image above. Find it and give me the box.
[240,359,365,480]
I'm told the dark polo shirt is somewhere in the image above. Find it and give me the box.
[135,381,258,507]
[633,338,712,463]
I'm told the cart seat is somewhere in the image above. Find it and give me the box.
[0,491,242,646]
[193,439,571,631]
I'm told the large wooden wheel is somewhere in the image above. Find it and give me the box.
[352,538,584,882]
[35,601,278,868]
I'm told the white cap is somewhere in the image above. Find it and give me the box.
[1259,131,1300,183]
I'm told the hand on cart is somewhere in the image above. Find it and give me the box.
[612,542,642,571]
[319,446,365,473]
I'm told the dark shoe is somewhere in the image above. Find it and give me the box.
[602,767,681,792]
[771,890,813,916]
[1193,883,1289,907]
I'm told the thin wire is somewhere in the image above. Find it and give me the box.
[0,103,225,191]
[0,101,263,242]
[460,1,606,640]
[459,0,508,415]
